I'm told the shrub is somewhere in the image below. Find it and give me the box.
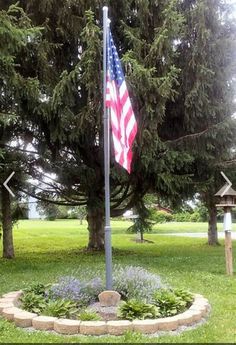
[113,265,164,302]
[47,266,164,307]
[195,203,208,221]
[152,289,186,317]
[78,309,102,321]
[20,292,47,314]
[118,299,159,320]
[173,212,192,222]
[48,276,103,306]
[42,299,78,319]
[150,210,173,223]
[24,283,47,296]
[189,212,201,222]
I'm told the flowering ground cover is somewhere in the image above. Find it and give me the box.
[19,266,193,321]
[0,219,236,343]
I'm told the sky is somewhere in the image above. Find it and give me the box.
[228,0,236,16]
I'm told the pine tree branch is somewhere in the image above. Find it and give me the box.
[164,119,229,145]
[18,187,87,206]
[111,183,134,209]
[111,192,134,210]
[110,192,142,217]
[221,159,236,166]
[111,184,131,203]
[111,184,126,198]
[0,143,39,155]
[25,175,87,204]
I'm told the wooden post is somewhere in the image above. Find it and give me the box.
[215,173,235,276]
[224,207,233,276]
[225,231,233,275]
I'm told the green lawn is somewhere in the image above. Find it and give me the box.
[153,221,236,233]
[0,219,236,343]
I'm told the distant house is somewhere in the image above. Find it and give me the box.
[28,196,42,219]
[154,204,173,214]
[123,209,139,221]
[123,210,134,218]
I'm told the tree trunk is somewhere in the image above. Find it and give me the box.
[140,229,144,242]
[79,217,83,225]
[208,204,219,246]
[1,186,14,258]
[87,205,104,251]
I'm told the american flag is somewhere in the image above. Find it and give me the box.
[105,28,137,173]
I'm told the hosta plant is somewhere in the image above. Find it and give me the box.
[173,289,194,307]
[118,299,160,321]
[20,292,47,314]
[152,289,186,317]
[42,299,78,319]
[24,283,47,296]
[78,309,102,321]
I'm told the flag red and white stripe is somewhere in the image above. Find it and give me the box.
[105,29,137,173]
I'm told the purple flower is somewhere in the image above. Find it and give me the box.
[113,265,165,302]
[47,265,164,307]
[48,276,104,306]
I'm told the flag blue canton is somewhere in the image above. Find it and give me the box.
[107,29,124,87]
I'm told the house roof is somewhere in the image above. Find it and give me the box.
[215,184,236,197]
[154,204,173,214]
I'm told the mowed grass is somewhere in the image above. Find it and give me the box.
[153,221,236,233]
[0,219,236,343]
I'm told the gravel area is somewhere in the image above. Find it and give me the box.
[88,302,121,320]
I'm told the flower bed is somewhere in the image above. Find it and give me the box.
[0,266,210,335]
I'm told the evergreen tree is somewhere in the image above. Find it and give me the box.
[0,3,43,257]
[162,0,236,244]
[7,0,191,250]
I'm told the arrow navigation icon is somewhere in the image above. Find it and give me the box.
[3,171,15,197]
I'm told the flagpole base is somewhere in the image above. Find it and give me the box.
[105,225,112,289]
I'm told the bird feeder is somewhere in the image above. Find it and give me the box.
[215,187,236,208]
[215,172,236,276]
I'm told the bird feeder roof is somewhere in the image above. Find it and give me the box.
[215,184,236,197]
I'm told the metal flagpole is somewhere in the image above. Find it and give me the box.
[103,6,112,290]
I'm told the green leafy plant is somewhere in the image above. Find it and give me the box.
[189,212,201,222]
[173,289,194,306]
[24,283,46,296]
[173,212,192,222]
[42,299,78,319]
[150,210,173,223]
[152,289,186,317]
[118,299,159,321]
[78,309,102,321]
[20,292,47,314]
